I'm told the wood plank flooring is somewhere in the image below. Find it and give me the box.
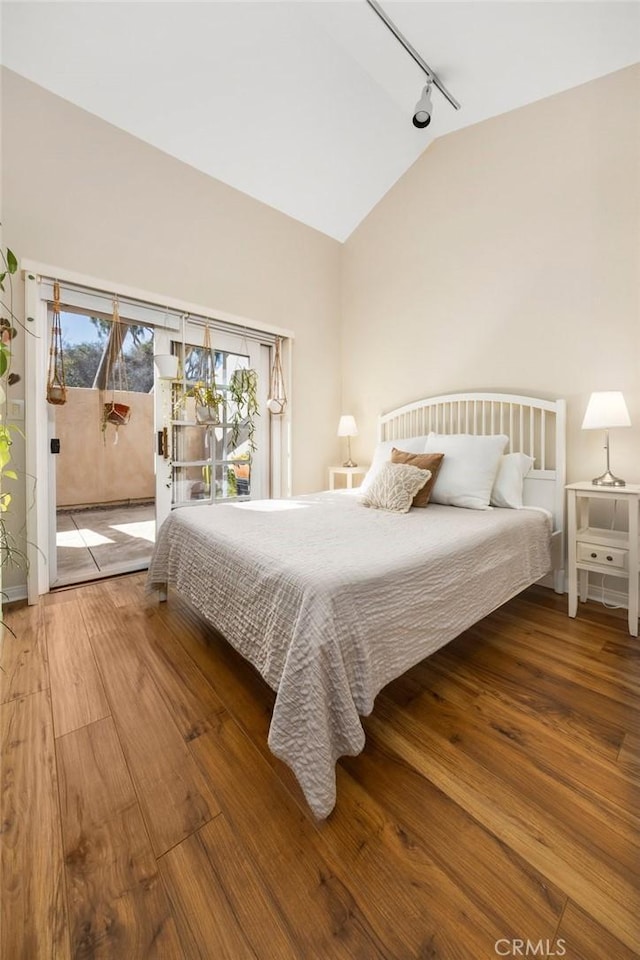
[1,576,638,959]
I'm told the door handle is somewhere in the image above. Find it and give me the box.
[157,428,169,459]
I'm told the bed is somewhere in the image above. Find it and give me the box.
[148,392,566,818]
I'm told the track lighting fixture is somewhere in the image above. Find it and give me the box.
[365,0,460,128]
[412,81,434,129]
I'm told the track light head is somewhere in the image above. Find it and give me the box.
[412,81,433,129]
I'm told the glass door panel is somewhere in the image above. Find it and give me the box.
[154,321,269,529]
[172,464,212,505]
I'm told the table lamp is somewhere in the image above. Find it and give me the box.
[581,391,631,486]
[337,415,358,468]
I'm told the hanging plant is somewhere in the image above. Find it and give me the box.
[175,324,224,425]
[192,382,224,425]
[174,381,224,425]
[229,366,259,453]
[266,337,287,416]
[101,296,131,443]
[1,243,30,628]
[46,281,67,405]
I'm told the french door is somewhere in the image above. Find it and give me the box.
[24,265,290,603]
[154,322,270,529]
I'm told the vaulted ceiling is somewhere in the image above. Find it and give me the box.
[2,2,639,240]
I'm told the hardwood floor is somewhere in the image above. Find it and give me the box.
[1,576,638,959]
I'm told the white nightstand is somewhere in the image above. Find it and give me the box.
[566,481,640,637]
[329,465,368,490]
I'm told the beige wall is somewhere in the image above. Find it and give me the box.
[1,68,342,588]
[55,388,154,508]
[341,65,640,485]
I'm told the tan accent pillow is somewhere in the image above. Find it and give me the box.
[391,448,444,507]
[359,462,431,514]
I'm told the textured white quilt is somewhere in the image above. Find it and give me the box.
[148,491,551,818]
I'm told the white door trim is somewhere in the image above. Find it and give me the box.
[24,270,50,602]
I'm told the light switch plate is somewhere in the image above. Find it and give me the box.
[8,398,25,420]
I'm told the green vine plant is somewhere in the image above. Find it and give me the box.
[1,243,30,629]
[175,381,224,424]
[229,367,259,453]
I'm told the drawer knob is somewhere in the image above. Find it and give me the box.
[606,555,613,562]
[590,552,597,558]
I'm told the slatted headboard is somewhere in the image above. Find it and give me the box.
[379,392,566,591]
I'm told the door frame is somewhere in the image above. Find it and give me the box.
[23,260,293,603]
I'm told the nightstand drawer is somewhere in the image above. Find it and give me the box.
[577,542,628,570]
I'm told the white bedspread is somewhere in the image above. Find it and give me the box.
[148,491,551,818]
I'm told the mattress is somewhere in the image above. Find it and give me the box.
[148,490,552,817]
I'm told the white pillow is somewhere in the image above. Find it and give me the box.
[359,462,431,514]
[360,435,429,494]
[490,453,534,508]
[424,433,508,510]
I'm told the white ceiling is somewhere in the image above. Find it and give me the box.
[2,2,639,241]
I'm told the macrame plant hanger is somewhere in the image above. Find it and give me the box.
[102,296,131,444]
[198,323,216,386]
[193,323,222,425]
[46,281,67,405]
[267,337,287,416]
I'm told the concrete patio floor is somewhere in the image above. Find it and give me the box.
[55,502,156,587]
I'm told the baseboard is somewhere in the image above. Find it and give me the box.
[538,572,555,590]
[1,584,28,604]
[585,583,629,611]
[538,570,565,594]
[537,571,629,611]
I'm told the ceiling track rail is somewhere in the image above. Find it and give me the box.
[365,0,461,111]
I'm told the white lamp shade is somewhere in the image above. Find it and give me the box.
[581,391,631,430]
[337,415,358,438]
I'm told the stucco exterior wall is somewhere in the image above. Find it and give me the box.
[54,388,154,508]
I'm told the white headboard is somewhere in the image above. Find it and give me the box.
[378,393,566,578]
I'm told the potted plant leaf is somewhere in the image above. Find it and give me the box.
[229,366,259,453]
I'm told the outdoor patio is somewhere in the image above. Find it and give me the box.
[55,502,156,586]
